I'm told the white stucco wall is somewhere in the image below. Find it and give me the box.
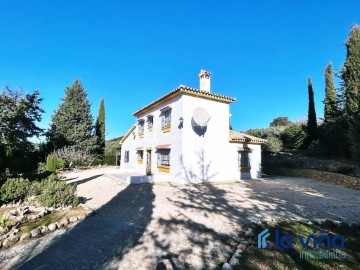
[120,92,263,183]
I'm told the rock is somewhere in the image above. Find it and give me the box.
[77,214,86,220]
[20,233,31,241]
[9,210,17,216]
[17,206,30,216]
[30,228,41,238]
[229,256,240,266]
[229,257,240,266]
[12,228,19,234]
[55,222,62,228]
[0,241,2,248]
[86,210,94,217]
[69,216,78,223]
[28,214,37,221]
[16,215,27,223]
[48,207,54,212]
[48,223,57,232]
[27,196,36,202]
[233,249,243,258]
[8,235,19,245]
[39,225,49,234]
[236,243,247,250]
[2,239,10,248]
[60,218,69,226]
[0,227,8,234]
[244,228,254,237]
[223,245,233,254]
[222,263,233,270]
[36,213,44,219]
[29,206,36,212]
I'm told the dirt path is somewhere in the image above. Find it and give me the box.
[1,169,359,269]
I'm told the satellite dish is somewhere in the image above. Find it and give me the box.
[192,107,210,127]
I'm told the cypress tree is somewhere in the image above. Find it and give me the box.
[349,113,360,163]
[95,99,106,162]
[307,78,318,142]
[341,25,360,117]
[48,79,97,152]
[323,63,338,122]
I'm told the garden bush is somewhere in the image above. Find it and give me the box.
[37,176,79,207]
[0,178,31,202]
[263,137,283,153]
[46,154,66,172]
[104,153,116,165]
[281,124,307,149]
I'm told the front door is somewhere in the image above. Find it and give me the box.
[146,150,152,175]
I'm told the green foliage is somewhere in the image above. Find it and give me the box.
[246,126,285,139]
[269,116,292,127]
[0,178,31,202]
[341,25,360,117]
[37,176,79,207]
[348,113,360,163]
[323,63,339,122]
[29,180,43,196]
[319,120,350,157]
[263,137,283,153]
[47,79,98,153]
[46,154,66,172]
[104,153,116,165]
[307,78,318,143]
[281,124,307,149]
[0,87,44,152]
[95,99,106,163]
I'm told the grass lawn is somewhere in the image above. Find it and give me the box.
[233,221,360,270]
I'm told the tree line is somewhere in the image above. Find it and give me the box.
[249,25,360,164]
[0,79,106,174]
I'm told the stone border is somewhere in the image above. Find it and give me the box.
[0,207,94,250]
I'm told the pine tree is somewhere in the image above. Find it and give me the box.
[95,99,105,162]
[323,63,338,122]
[349,113,360,163]
[341,25,360,116]
[307,78,318,142]
[47,79,97,152]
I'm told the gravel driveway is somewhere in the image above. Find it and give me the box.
[1,168,359,270]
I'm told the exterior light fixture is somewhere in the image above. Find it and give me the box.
[179,117,184,123]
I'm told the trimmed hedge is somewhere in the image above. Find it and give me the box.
[264,167,360,190]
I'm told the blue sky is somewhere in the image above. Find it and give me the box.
[1,1,359,141]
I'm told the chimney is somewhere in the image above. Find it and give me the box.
[199,69,211,92]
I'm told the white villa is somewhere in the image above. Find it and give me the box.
[119,70,266,183]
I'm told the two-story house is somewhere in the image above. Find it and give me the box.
[119,70,266,183]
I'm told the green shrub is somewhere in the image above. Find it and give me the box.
[264,137,283,153]
[281,124,307,149]
[104,153,116,165]
[37,176,79,207]
[29,181,43,196]
[37,162,46,173]
[46,154,66,172]
[0,178,31,202]
[247,126,285,139]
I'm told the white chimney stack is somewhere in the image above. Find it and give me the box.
[199,69,211,92]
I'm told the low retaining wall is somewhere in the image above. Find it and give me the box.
[264,167,360,190]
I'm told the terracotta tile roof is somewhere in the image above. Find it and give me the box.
[155,144,171,149]
[229,130,267,144]
[136,147,144,150]
[134,85,235,116]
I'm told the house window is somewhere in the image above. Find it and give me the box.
[238,151,250,168]
[137,150,144,164]
[124,150,130,163]
[138,120,144,137]
[162,109,171,132]
[147,116,154,131]
[157,149,170,166]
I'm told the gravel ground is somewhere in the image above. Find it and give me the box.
[1,168,359,270]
